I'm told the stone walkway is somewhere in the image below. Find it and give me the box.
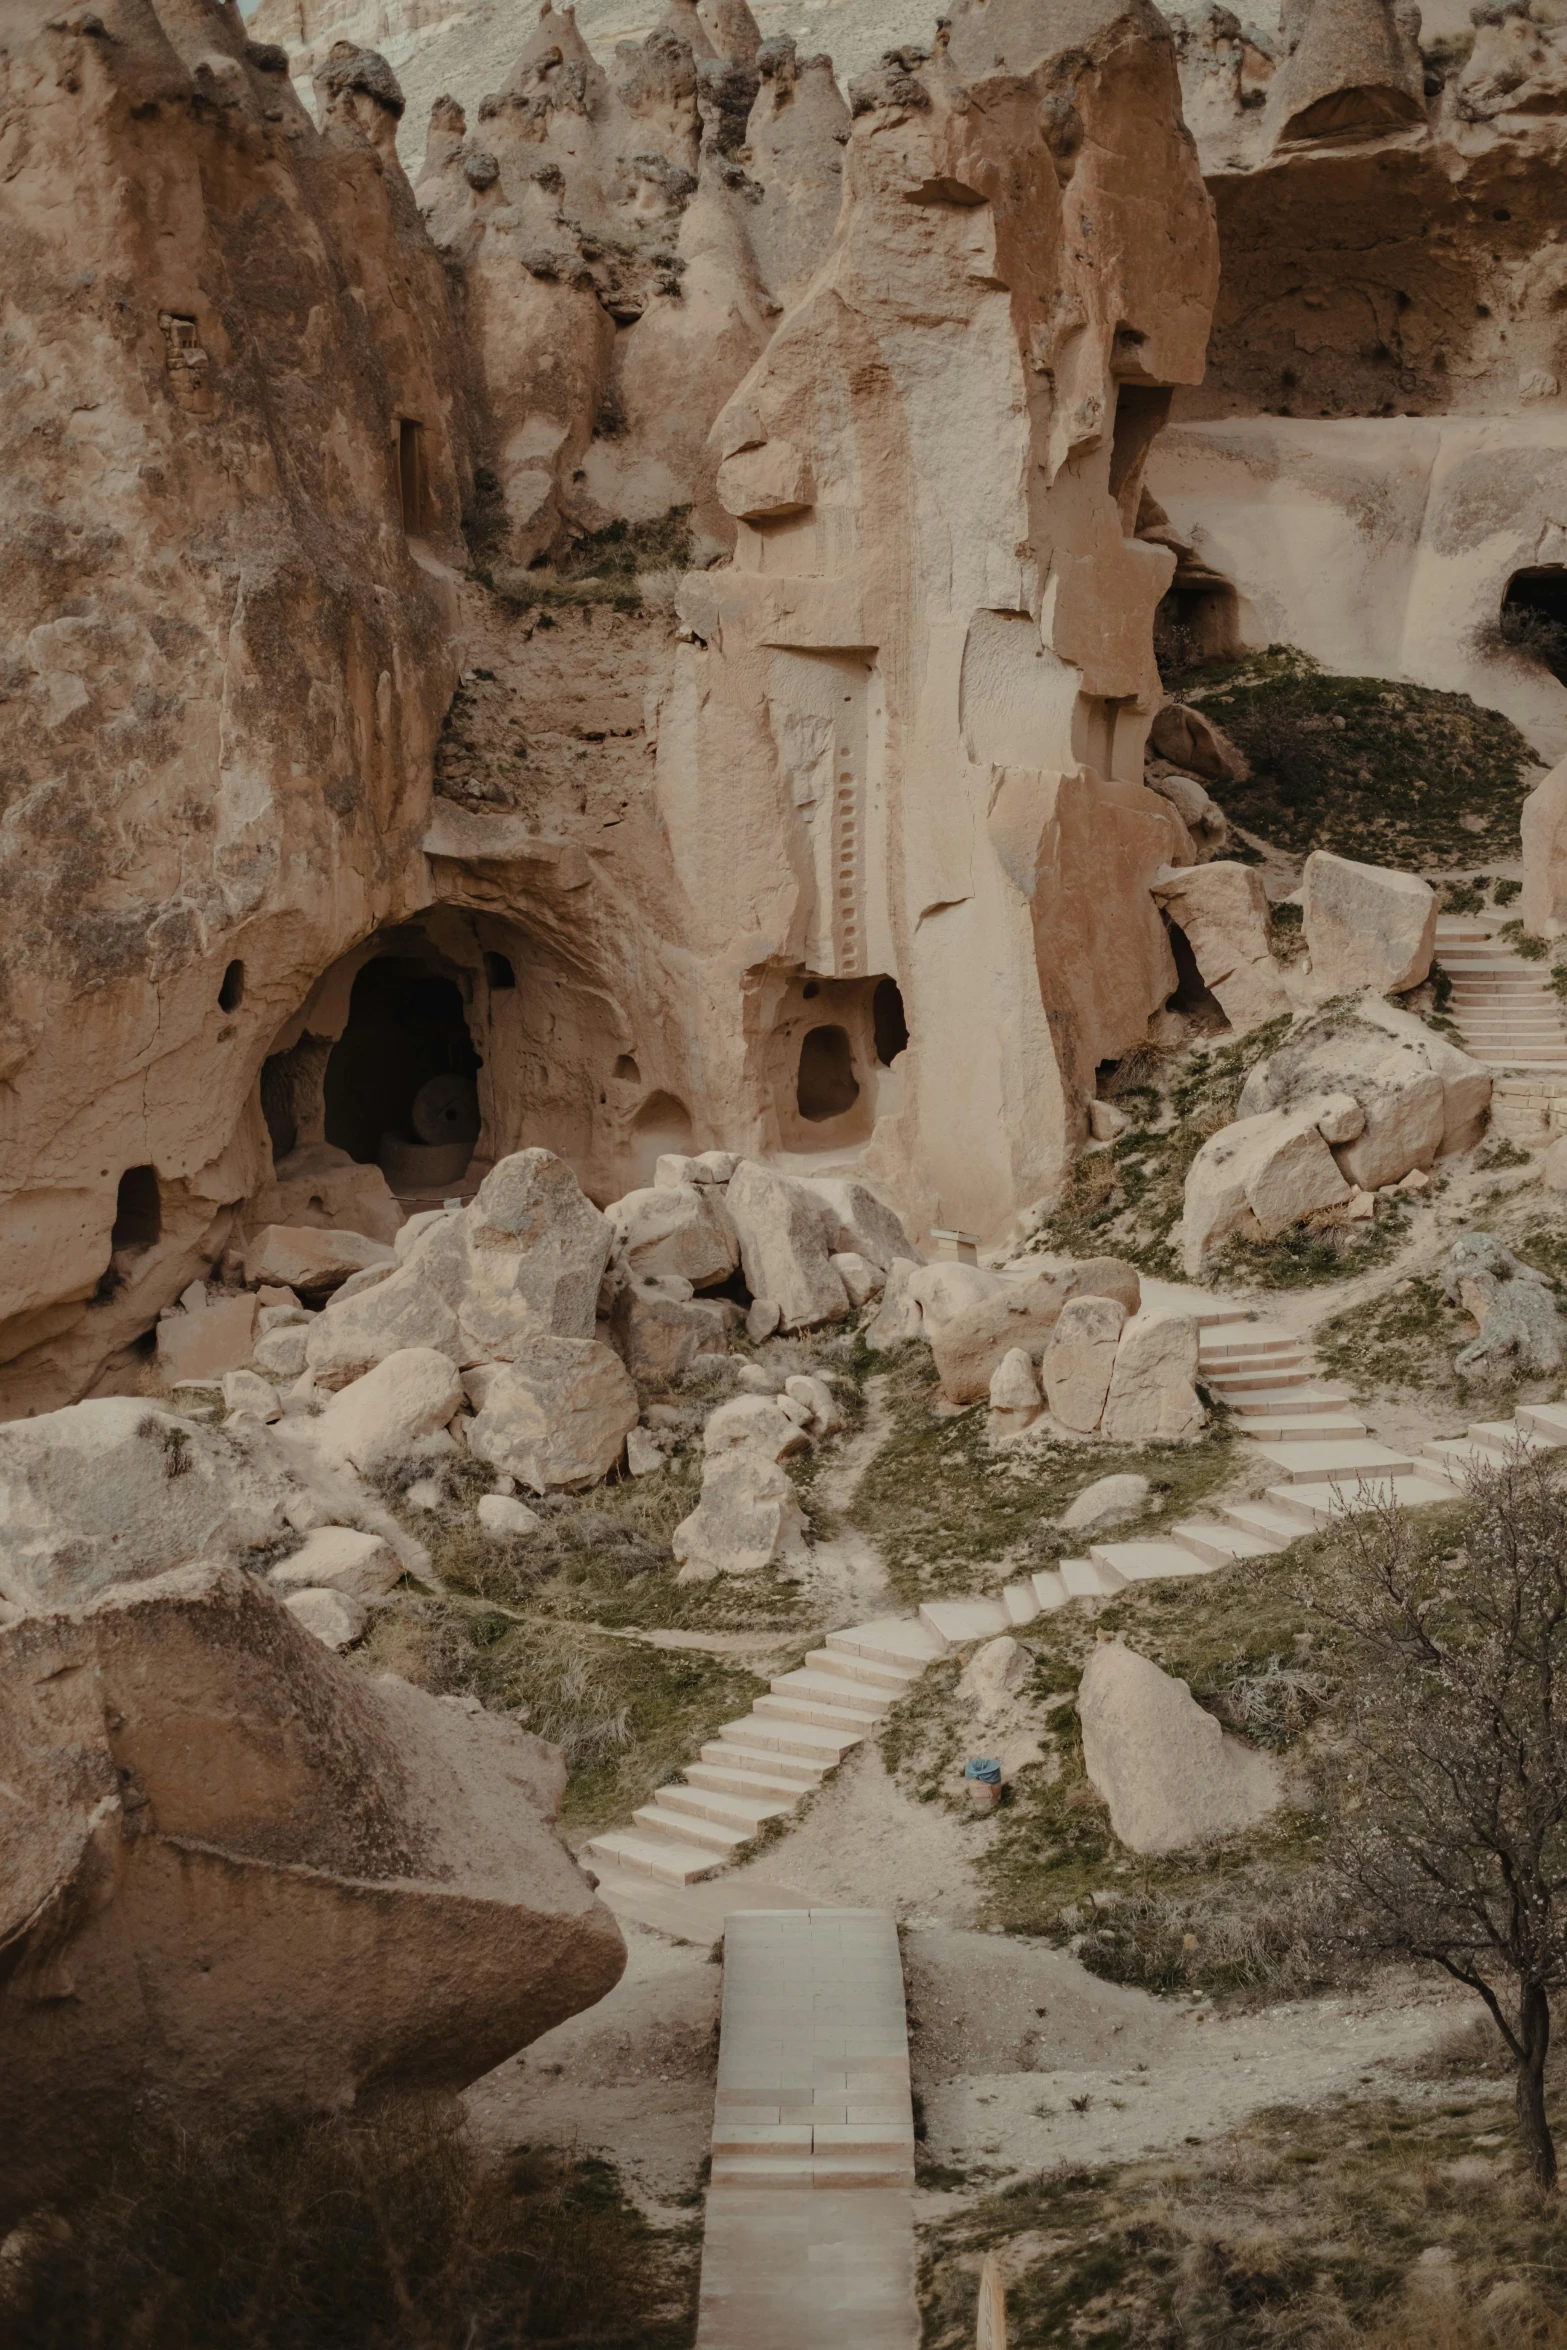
[1438,913,1567,1074]
[694,1909,918,2350]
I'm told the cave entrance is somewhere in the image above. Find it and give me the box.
[1500,569,1567,686]
[322,955,481,1189]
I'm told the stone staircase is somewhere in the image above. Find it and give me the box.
[1436,915,1567,1074]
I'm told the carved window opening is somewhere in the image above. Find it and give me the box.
[1107,383,1172,534]
[111,1165,162,1254]
[872,977,909,1067]
[218,958,245,1012]
[797,1024,860,1123]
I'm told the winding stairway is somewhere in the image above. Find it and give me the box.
[1437,914,1567,1074]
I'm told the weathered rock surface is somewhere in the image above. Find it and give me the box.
[989,1346,1044,1436]
[0,1560,625,2218]
[245,1224,395,1298]
[725,1163,851,1331]
[672,1447,810,1581]
[247,1145,404,1250]
[932,1260,1142,1404]
[308,1347,466,1475]
[467,1339,639,1490]
[1041,1296,1127,1434]
[270,1524,403,1598]
[1079,1640,1282,1855]
[1100,1311,1204,1445]
[1302,852,1437,995]
[1180,1099,1356,1275]
[962,1634,1030,1717]
[703,1392,812,1460]
[1150,861,1290,1031]
[284,1583,371,1649]
[1061,1471,1151,1530]
[606,1182,741,1288]
[608,1276,729,1381]
[1239,1002,1491,1183]
[155,1291,260,1385]
[1444,1233,1566,1379]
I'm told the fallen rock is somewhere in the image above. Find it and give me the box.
[243,1223,394,1298]
[1101,1312,1204,1444]
[253,1321,312,1380]
[726,1161,852,1330]
[222,1368,281,1423]
[247,1142,404,1249]
[605,1182,741,1288]
[1148,701,1248,783]
[1061,1471,1151,1530]
[1180,1101,1355,1276]
[703,1393,813,1460]
[799,1176,921,1272]
[155,1291,259,1385]
[0,1560,625,2209]
[1041,1295,1127,1433]
[1238,1003,1476,1189]
[625,1428,665,1477]
[1150,861,1291,1031]
[988,1347,1043,1436]
[1079,1639,1283,1854]
[931,1271,1077,1403]
[1087,1099,1129,1142]
[1302,850,1437,994]
[672,1449,811,1581]
[309,1348,466,1477]
[467,1340,639,1492]
[1444,1232,1565,1378]
[1144,770,1228,856]
[785,1373,842,1435]
[270,1524,403,1598]
[477,1492,544,1537]
[747,1298,783,1341]
[283,1585,369,1649]
[608,1276,729,1381]
[1545,1135,1567,1192]
[830,1250,883,1307]
[962,1634,1030,1717]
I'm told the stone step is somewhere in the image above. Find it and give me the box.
[1087,1539,1216,1581]
[700,1737,828,1785]
[709,2152,911,2188]
[768,1670,891,1718]
[687,1757,822,1801]
[1251,1437,1416,1481]
[1205,1365,1316,1394]
[1222,1383,1354,1415]
[1031,1568,1069,1610]
[632,1802,753,1854]
[1263,1471,1460,1527]
[803,1645,924,1691]
[1060,1553,1123,1597]
[1199,1344,1310,1370]
[754,1689,882,1735]
[1467,1417,1560,1456]
[918,1598,1011,1643]
[714,1711,865,1762]
[826,1617,948,1668]
[1220,1499,1314,1543]
[651,1782,794,1832]
[1003,1581,1040,1624]
[1517,1402,1567,1443]
[1421,1437,1496,1476]
[584,1828,718,1884]
[1238,1412,1370,1441]
[1169,1517,1285,1563]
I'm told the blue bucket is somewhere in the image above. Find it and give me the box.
[963,1757,1002,1785]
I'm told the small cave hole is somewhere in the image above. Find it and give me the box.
[484,951,516,990]
[323,956,480,1167]
[111,1165,162,1254]
[802,980,820,1000]
[218,958,244,1012]
[615,1054,641,1082]
[797,1025,860,1123]
[1499,568,1567,686]
[872,977,910,1066]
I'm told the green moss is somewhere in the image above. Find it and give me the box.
[489,506,693,612]
[1174,646,1534,867]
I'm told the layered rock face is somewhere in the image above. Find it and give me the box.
[0,1558,625,2218]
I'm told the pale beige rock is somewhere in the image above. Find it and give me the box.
[988,1346,1043,1436]
[1239,1003,1482,1186]
[784,1372,841,1434]
[248,1144,403,1249]
[867,1261,1004,1347]
[467,1340,639,1491]
[156,1293,259,1385]
[1079,1640,1282,1855]
[270,1524,403,1598]
[746,1299,783,1341]
[1061,1471,1151,1530]
[1041,1296,1127,1434]
[476,1492,544,1536]
[963,1634,1029,1717]
[1523,755,1567,935]
[1179,1103,1354,1276]
[932,1271,1078,1405]
[702,1393,811,1460]
[672,1448,810,1581]
[798,1177,920,1272]
[1147,702,1248,782]
[725,1162,850,1330]
[1302,851,1437,994]
[830,1250,882,1307]
[253,1323,312,1381]
[625,1427,665,1477]
[1087,1100,1129,1142]
[283,1584,370,1649]
[309,1348,466,1476]
[1545,1135,1567,1191]
[1101,1312,1204,1445]
[0,1561,625,2208]
[1150,861,1291,1031]
[605,1182,740,1287]
[244,1224,395,1296]
[222,1369,282,1424]
[608,1275,729,1380]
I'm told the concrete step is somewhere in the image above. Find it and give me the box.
[1088,1538,1216,1582]
[1169,1518,1285,1562]
[754,1690,882,1735]
[1517,1402,1567,1443]
[767,1670,890,1718]
[700,1737,827,1785]
[1031,1568,1069,1610]
[632,1802,753,1855]
[1205,1365,1316,1394]
[1003,1581,1040,1624]
[1421,1437,1497,1476]
[584,1828,718,1884]
[1060,1554,1123,1596]
[1467,1417,1560,1456]
[1252,1437,1416,1481]
[1239,1413,1371,1441]
[826,1617,948,1668]
[803,1646,923,1692]
[918,1598,1011,1643]
[714,1712,865,1762]
[1223,1383,1355,1415]
[1264,1471,1460,1527]
[687,1757,821,1801]
[650,1783,794,1832]
[1200,1347,1311,1374]
[1220,1499,1314,1543]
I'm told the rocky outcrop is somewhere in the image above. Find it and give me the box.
[1301,852,1436,996]
[1444,1232,1566,1378]
[0,1560,624,2220]
[1150,861,1290,1031]
[1079,1638,1283,1854]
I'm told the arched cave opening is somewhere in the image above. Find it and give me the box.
[1153,578,1240,677]
[322,957,481,1180]
[872,977,909,1066]
[1500,568,1567,686]
[111,1165,162,1254]
[798,1025,860,1123]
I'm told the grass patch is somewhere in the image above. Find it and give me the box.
[490,506,692,614]
[1170,645,1535,867]
[846,1343,1236,1606]
[0,2100,699,2350]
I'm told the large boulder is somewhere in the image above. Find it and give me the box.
[0,1560,625,2219]
[1150,862,1291,1032]
[797,1176,921,1272]
[604,1182,741,1288]
[1100,1311,1204,1444]
[307,1348,465,1476]
[243,1223,394,1298]
[154,1290,259,1384]
[467,1339,638,1492]
[703,1392,813,1460]
[931,1260,1141,1405]
[725,1162,851,1329]
[306,1151,612,1387]
[1179,1099,1356,1276]
[1079,1640,1282,1855]
[865,1259,1004,1347]
[269,1524,403,1599]
[1444,1233,1566,1378]
[607,1276,729,1381]
[1148,702,1248,783]
[672,1449,811,1582]
[246,1141,403,1249]
[1242,997,1491,1168]
[1041,1295,1127,1433]
[1302,851,1437,994]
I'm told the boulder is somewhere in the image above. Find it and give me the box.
[1061,1471,1151,1530]
[932,1270,1077,1403]
[1444,1233,1565,1378]
[1079,1640,1282,1854]
[988,1346,1043,1436]
[962,1634,1029,1716]
[608,1276,729,1382]
[270,1524,403,1598]
[830,1250,883,1307]
[1041,1295,1127,1432]
[866,1259,1003,1346]
[222,1368,281,1423]
[155,1291,258,1384]
[467,1340,639,1492]
[625,1428,665,1477]
[1302,850,1436,994]
[1150,861,1291,1031]
[605,1182,741,1288]
[1179,1101,1354,1276]
[703,1393,813,1460]
[747,1298,783,1341]
[1545,1135,1567,1193]
[1148,701,1248,782]
[253,1321,312,1380]
[672,1449,811,1581]
[308,1348,466,1477]
[247,1142,403,1249]
[725,1161,852,1329]
[477,1492,544,1536]
[283,1585,369,1650]
[1145,770,1228,856]
[1100,1312,1204,1444]
[798,1176,920,1272]
[1238,1003,1478,1189]
[1075,1257,1143,1318]
[0,1560,625,2213]
[243,1224,395,1298]
[1088,1099,1129,1142]
[785,1373,842,1435]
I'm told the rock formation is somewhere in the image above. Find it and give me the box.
[0,1558,625,2219]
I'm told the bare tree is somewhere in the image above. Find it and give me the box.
[1301,1452,1567,2189]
